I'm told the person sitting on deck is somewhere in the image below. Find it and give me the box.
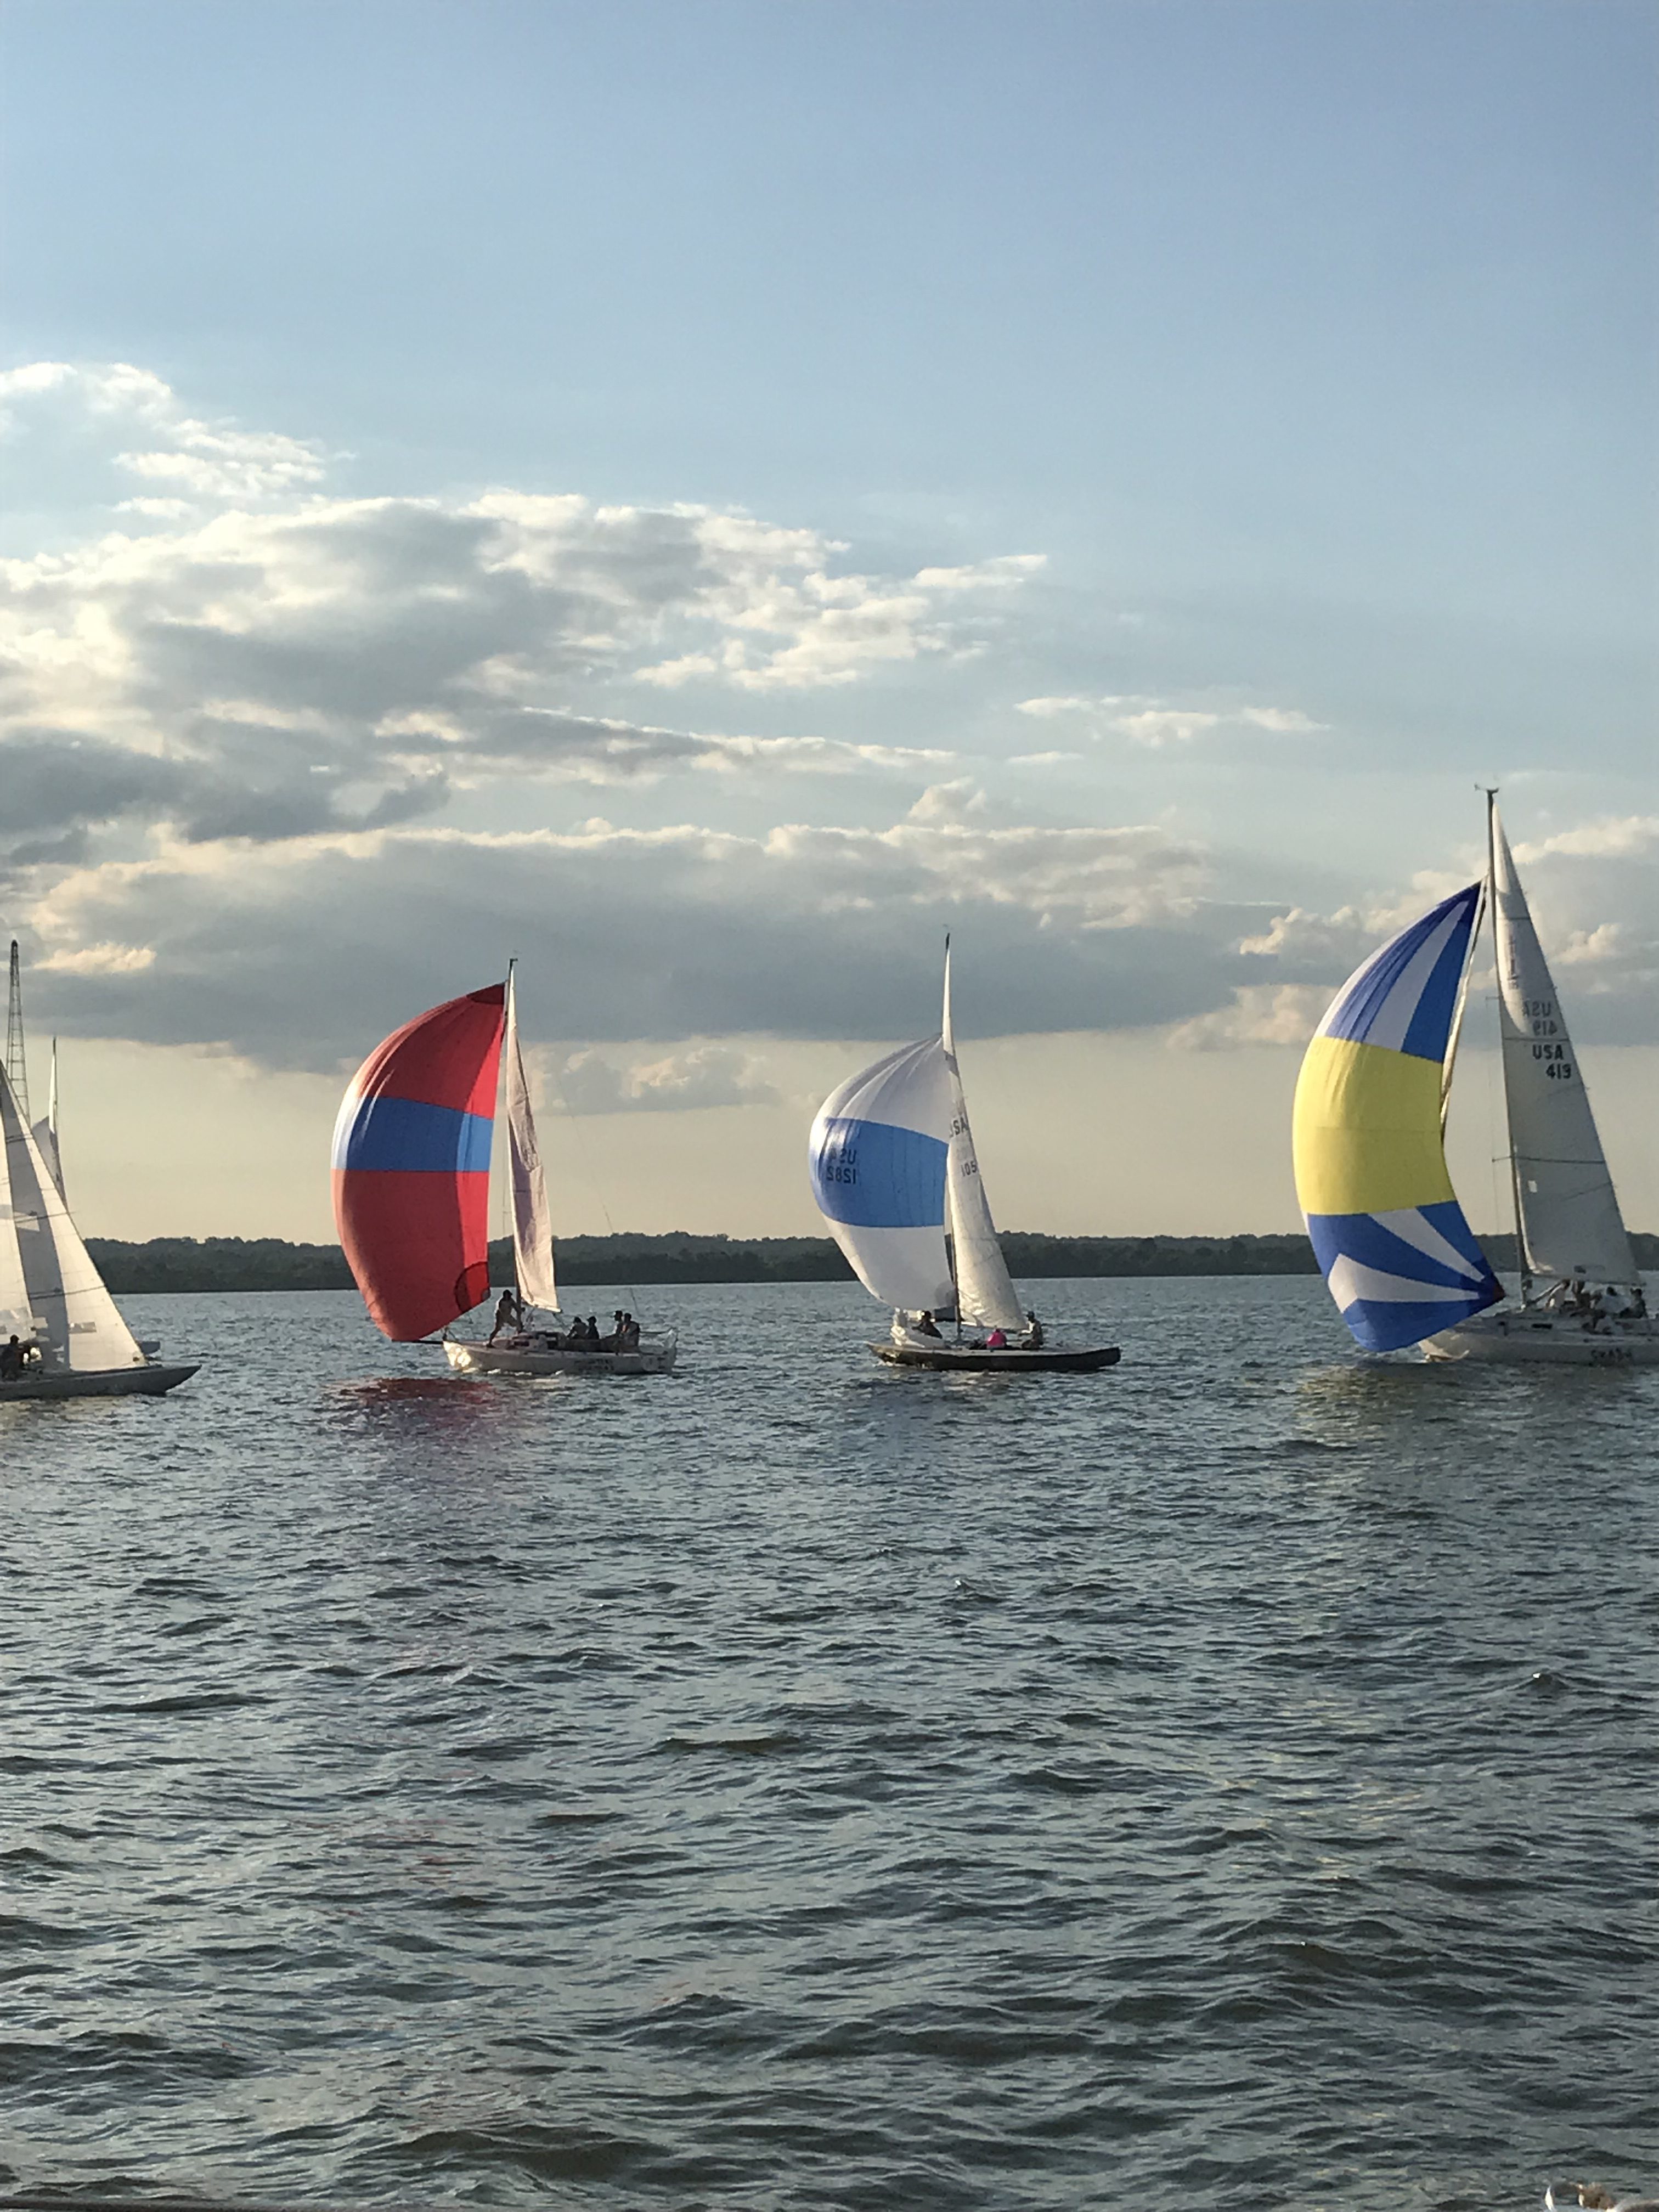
[620,1313,641,1351]
[1021,1311,1045,1349]
[912,1311,942,1339]
[985,1327,1008,1350]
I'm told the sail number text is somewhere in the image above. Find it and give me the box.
[1530,1040,1574,1081]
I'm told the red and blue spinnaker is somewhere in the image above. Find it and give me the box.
[332,983,506,1340]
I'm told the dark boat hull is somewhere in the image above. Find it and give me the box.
[0,1363,200,1402]
[868,1341,1120,1373]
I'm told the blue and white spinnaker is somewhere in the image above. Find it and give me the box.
[809,1036,956,1316]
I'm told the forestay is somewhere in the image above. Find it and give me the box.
[809,1039,955,1314]
[504,968,558,1313]
[1490,809,1637,1289]
[1294,884,1502,1353]
[1,1067,145,1370]
[941,945,1024,1330]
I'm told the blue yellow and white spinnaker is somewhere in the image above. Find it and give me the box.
[1293,884,1502,1353]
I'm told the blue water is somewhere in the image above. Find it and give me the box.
[2,1277,1655,2210]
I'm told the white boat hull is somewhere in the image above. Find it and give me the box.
[0,1362,200,1401]
[444,1332,677,1378]
[1424,1312,1659,1367]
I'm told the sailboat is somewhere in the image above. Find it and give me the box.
[1294,796,1655,1365]
[334,968,676,1375]
[808,940,1121,1372]
[0,950,197,1400]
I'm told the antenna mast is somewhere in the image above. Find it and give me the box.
[5,941,30,1118]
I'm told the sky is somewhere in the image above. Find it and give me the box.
[1,0,1654,1243]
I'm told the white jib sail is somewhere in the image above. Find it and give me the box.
[0,1068,144,1370]
[504,969,558,1314]
[0,1071,37,1344]
[1490,806,1637,1288]
[31,1036,64,1199]
[940,944,1024,1330]
[809,1038,956,1314]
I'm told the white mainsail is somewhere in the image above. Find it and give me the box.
[1489,804,1637,1289]
[0,1066,144,1371]
[504,968,558,1313]
[0,1076,35,1345]
[940,943,1024,1330]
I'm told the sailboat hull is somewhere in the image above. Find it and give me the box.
[0,1362,200,1401]
[443,1334,678,1378]
[869,1340,1120,1373]
[1424,1314,1659,1367]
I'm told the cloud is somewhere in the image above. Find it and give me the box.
[0,360,329,503]
[1512,815,1659,864]
[1165,984,1336,1051]
[1015,691,1327,746]
[550,1043,781,1115]
[1,366,1047,869]
[15,805,1246,1069]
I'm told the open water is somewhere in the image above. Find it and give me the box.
[1,1277,1655,2212]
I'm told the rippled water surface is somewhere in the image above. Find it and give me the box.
[3,1277,1656,2211]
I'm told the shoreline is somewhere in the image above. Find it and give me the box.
[86,1229,1658,1296]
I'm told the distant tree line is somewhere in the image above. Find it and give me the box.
[84,1228,1658,1295]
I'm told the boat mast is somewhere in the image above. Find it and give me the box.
[941,932,961,1338]
[5,943,30,1122]
[1486,788,1532,1305]
[504,957,521,1313]
[1440,821,1486,1135]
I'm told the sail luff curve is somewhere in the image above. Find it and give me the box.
[333,983,506,1340]
[504,969,558,1314]
[1489,809,1636,1288]
[1293,883,1502,1352]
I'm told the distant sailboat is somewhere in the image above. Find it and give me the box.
[809,940,1120,1372]
[334,969,675,1375]
[1294,797,1655,1365]
[0,947,196,1399]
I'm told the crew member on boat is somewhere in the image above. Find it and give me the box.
[1021,1311,1044,1348]
[488,1288,522,1344]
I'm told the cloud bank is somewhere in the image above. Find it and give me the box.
[3,363,1652,1086]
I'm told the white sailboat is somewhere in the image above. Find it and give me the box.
[1293,800,1654,1367]
[809,940,1121,1372]
[442,967,677,1377]
[0,1065,198,1402]
[1424,797,1655,1364]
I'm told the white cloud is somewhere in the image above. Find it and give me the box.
[35,940,156,977]
[1015,691,1327,747]
[1165,984,1335,1051]
[0,360,328,504]
[0,370,1046,866]
[550,1043,780,1115]
[1513,815,1659,864]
